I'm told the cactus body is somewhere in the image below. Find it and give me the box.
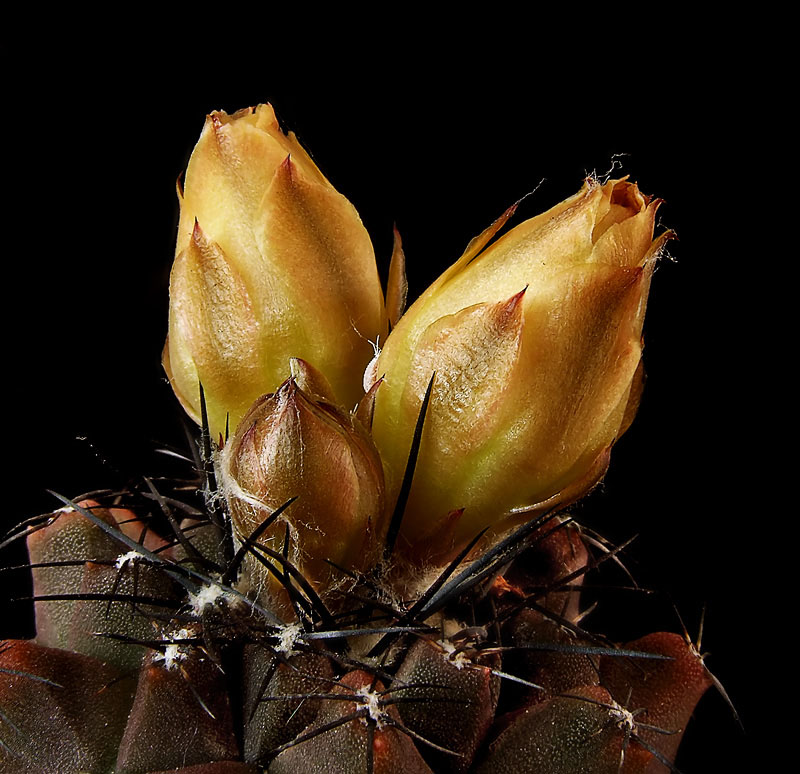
[1,492,714,773]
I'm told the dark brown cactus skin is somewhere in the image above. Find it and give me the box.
[600,632,715,765]
[27,500,179,671]
[115,650,240,774]
[0,640,136,774]
[502,610,601,708]
[268,671,434,774]
[242,646,335,764]
[474,685,654,774]
[392,638,501,773]
[27,501,125,650]
[502,520,589,622]
[0,486,719,773]
[146,765,259,774]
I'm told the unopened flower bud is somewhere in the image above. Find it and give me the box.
[164,104,386,439]
[220,372,386,596]
[370,178,670,556]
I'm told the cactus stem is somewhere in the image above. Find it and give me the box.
[182,666,219,720]
[670,603,742,729]
[247,540,335,628]
[26,592,181,608]
[383,715,463,758]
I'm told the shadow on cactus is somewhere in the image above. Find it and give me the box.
[1,104,734,773]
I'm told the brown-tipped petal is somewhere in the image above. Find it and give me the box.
[165,104,385,437]
[221,379,385,597]
[182,110,290,250]
[387,225,409,328]
[403,290,527,444]
[591,191,662,269]
[405,181,608,333]
[432,200,521,296]
[168,226,266,437]
[372,178,662,560]
[458,264,647,527]
[290,357,338,404]
[382,292,526,544]
[253,155,385,410]
[355,375,383,430]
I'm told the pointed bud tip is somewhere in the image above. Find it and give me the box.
[493,287,528,328]
[508,286,527,306]
[209,112,224,133]
[278,375,298,397]
[191,219,204,242]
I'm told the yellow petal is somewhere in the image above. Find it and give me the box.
[168,224,265,435]
[254,155,386,407]
[372,178,665,557]
[390,291,527,542]
[164,104,386,436]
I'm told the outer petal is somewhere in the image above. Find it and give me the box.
[384,292,527,546]
[372,178,663,556]
[459,262,651,537]
[253,156,386,408]
[165,104,386,438]
[167,224,266,436]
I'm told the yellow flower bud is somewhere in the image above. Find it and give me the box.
[163,104,386,439]
[371,178,670,557]
[220,368,386,597]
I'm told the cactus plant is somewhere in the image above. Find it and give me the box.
[1,103,730,774]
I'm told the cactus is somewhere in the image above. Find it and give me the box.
[1,104,730,774]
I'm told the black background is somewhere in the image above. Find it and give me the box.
[3,43,770,770]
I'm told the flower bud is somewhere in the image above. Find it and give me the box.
[163,104,386,439]
[220,369,386,596]
[370,178,670,556]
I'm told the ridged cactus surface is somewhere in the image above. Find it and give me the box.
[2,495,714,773]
